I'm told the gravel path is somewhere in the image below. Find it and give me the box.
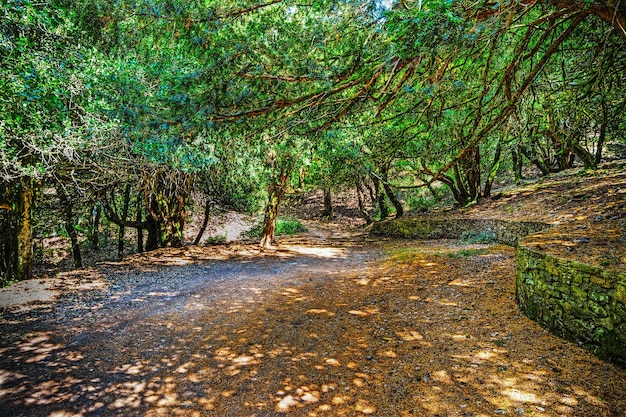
[0,227,378,416]
[1,225,625,417]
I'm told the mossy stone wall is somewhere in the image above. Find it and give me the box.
[372,216,625,367]
[516,245,626,366]
[371,217,548,246]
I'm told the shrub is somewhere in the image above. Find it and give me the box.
[459,229,497,244]
[205,235,226,245]
[243,217,307,239]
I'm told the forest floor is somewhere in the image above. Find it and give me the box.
[1,162,626,417]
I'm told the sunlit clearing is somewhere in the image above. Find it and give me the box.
[502,388,543,404]
[448,278,474,286]
[305,309,335,316]
[284,245,345,258]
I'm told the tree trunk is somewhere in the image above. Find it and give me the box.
[512,146,523,184]
[355,179,372,224]
[383,181,403,218]
[136,196,144,253]
[381,166,403,218]
[483,142,502,198]
[194,199,212,245]
[58,186,82,268]
[321,187,332,217]
[372,175,389,220]
[118,184,131,260]
[520,144,550,175]
[14,179,36,281]
[570,140,597,169]
[0,203,12,283]
[260,184,281,248]
[145,192,187,248]
[460,146,481,202]
[90,203,101,251]
[595,98,608,165]
[145,214,159,251]
[260,168,291,248]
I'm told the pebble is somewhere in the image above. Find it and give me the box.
[594,215,604,223]
[573,237,590,244]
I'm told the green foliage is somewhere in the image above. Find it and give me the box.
[403,186,450,212]
[275,217,307,235]
[205,235,226,245]
[243,217,307,239]
[0,0,112,181]
[459,229,497,245]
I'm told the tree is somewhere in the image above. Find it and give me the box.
[0,1,114,281]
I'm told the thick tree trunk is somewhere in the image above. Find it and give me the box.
[260,168,291,248]
[14,179,36,281]
[461,146,481,202]
[260,184,281,248]
[146,192,187,248]
[372,176,389,220]
[483,142,502,198]
[145,215,159,251]
[381,166,403,218]
[0,202,12,282]
[520,144,550,176]
[383,181,403,219]
[321,187,332,217]
[194,199,212,245]
[58,186,82,268]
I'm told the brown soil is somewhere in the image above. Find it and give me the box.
[1,163,626,417]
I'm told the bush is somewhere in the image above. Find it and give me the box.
[205,235,226,245]
[243,217,307,239]
[459,229,497,244]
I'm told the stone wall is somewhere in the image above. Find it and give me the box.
[372,216,626,367]
[516,245,626,366]
[371,217,549,246]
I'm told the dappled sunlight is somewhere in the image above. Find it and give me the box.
[1,239,625,416]
[280,244,347,258]
[0,269,108,313]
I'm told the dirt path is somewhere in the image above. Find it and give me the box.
[1,224,625,417]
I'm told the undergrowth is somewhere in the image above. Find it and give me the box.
[244,217,307,238]
[459,229,497,244]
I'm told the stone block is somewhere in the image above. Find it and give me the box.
[591,272,616,289]
[569,303,594,320]
[545,258,560,276]
[599,317,614,331]
[556,284,571,296]
[612,298,626,322]
[570,260,601,275]
[616,282,626,306]
[571,285,588,300]
[589,291,609,304]
[588,301,608,318]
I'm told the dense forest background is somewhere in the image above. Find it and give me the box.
[1,0,625,285]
